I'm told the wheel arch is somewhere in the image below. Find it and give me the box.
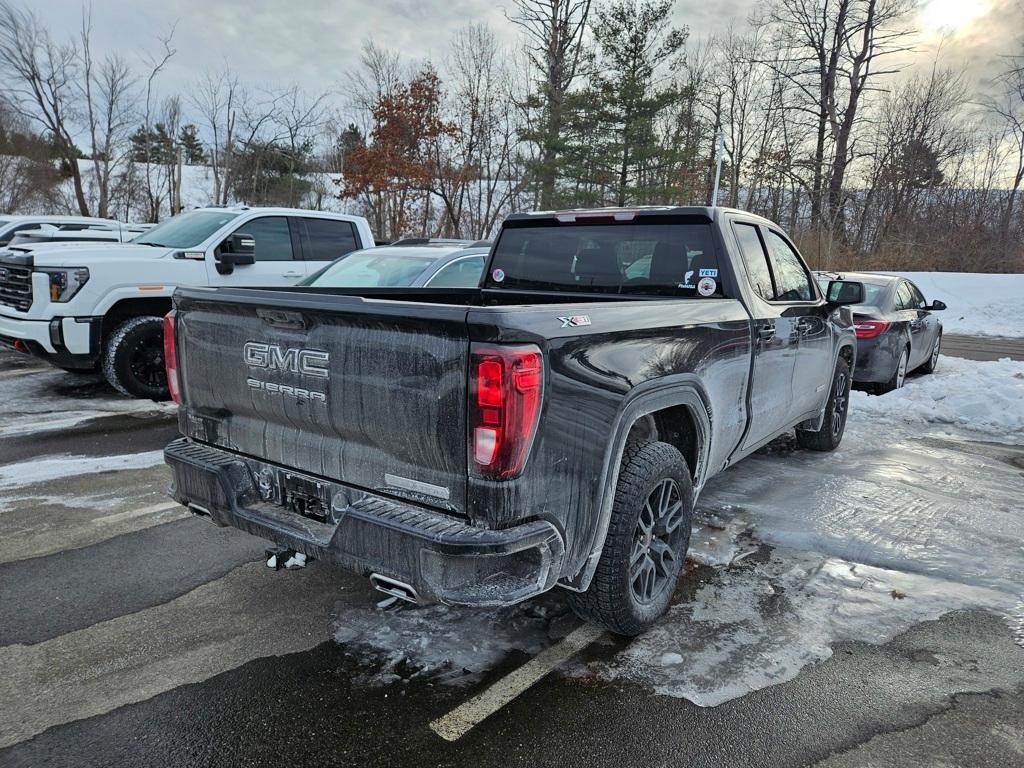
[561,375,712,593]
[101,297,174,341]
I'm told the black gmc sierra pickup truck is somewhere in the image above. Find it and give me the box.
[164,206,863,635]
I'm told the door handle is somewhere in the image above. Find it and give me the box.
[757,323,775,341]
[796,317,814,333]
[282,271,303,279]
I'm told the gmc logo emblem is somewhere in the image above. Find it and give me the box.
[243,342,329,378]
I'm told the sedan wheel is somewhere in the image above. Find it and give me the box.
[876,347,909,395]
[895,351,908,388]
[922,334,941,375]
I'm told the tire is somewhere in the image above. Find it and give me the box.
[796,356,852,452]
[920,332,941,375]
[102,316,170,400]
[568,441,693,636]
[876,345,909,395]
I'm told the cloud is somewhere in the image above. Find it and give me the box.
[23,0,1022,106]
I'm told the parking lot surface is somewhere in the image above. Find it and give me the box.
[1,344,1022,767]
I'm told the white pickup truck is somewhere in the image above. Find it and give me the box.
[0,206,374,399]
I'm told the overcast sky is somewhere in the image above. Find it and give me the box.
[26,0,1023,109]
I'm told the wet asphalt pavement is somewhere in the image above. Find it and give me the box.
[1,342,1022,768]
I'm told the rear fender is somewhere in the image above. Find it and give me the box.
[560,374,712,592]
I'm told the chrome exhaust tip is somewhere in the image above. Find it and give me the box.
[369,573,420,604]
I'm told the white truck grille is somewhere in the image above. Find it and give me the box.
[0,261,33,312]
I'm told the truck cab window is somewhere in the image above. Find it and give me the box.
[763,230,814,302]
[301,218,359,261]
[733,223,774,302]
[234,217,294,261]
[488,223,721,297]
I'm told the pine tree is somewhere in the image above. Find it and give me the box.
[178,124,206,164]
[573,0,687,206]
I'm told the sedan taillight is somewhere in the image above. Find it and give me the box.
[854,319,890,339]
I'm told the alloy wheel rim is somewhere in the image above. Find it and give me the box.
[931,338,940,366]
[630,478,686,605]
[896,352,907,388]
[129,335,165,389]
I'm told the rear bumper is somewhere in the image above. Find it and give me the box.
[853,336,899,384]
[164,438,565,606]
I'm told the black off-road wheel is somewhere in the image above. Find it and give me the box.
[568,441,693,636]
[795,356,852,452]
[102,316,170,401]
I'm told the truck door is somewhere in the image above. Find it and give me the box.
[731,221,800,449]
[760,228,834,419]
[207,216,306,287]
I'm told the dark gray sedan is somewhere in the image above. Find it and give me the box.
[302,239,490,289]
[816,272,946,393]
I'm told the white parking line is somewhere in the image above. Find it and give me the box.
[429,622,606,742]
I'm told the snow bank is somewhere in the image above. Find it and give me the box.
[849,355,1024,440]
[886,271,1024,338]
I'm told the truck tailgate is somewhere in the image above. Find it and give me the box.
[174,288,470,513]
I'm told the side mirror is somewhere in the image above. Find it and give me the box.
[825,279,864,306]
[216,233,256,275]
[930,299,946,311]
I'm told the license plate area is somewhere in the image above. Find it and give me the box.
[278,470,330,523]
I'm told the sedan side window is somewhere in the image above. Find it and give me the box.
[895,282,914,310]
[427,255,486,288]
[762,230,815,302]
[907,282,927,310]
[733,223,774,302]
[232,217,294,261]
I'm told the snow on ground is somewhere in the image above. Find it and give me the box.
[886,271,1024,338]
[850,355,1024,441]
[0,363,176,438]
[333,593,568,685]
[594,547,1010,706]
[328,357,1024,704]
[0,451,166,491]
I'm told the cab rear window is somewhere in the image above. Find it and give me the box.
[486,222,722,296]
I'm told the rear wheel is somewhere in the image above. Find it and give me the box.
[568,441,693,636]
[102,316,169,400]
[796,356,852,452]
[876,346,909,395]
[920,332,941,375]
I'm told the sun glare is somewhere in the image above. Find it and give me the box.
[920,0,990,33]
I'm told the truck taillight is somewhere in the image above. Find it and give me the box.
[470,344,544,479]
[854,319,890,339]
[163,310,181,403]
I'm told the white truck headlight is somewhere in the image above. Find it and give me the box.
[38,267,89,302]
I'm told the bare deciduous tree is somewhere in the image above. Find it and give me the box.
[0,1,90,214]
